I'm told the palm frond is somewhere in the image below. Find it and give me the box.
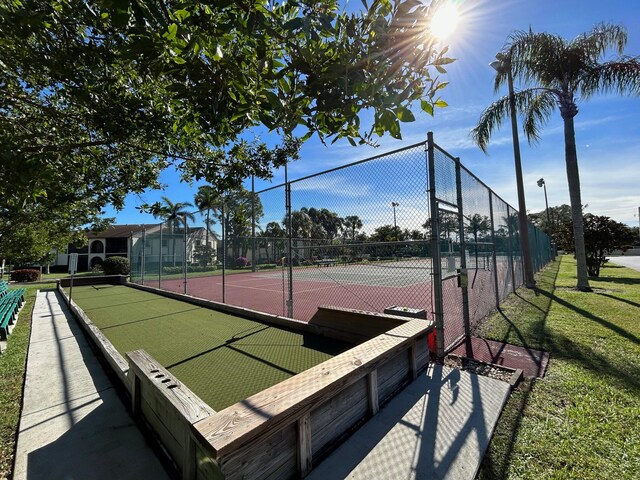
[471,95,511,153]
[518,89,557,143]
[506,30,568,87]
[579,56,640,98]
[571,23,628,60]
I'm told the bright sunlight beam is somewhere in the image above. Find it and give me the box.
[430,1,460,41]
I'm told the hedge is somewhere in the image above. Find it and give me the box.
[102,256,130,275]
[10,269,40,282]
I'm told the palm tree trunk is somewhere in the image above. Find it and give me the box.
[562,113,592,291]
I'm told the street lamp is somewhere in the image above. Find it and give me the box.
[391,202,399,240]
[490,53,536,288]
[537,178,551,228]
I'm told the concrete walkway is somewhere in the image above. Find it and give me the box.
[308,364,511,480]
[13,290,170,480]
[608,256,640,272]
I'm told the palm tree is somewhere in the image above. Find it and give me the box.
[194,186,219,253]
[473,24,640,292]
[344,215,363,241]
[153,196,195,266]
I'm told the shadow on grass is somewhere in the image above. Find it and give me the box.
[545,329,640,392]
[477,263,559,480]
[589,276,640,286]
[536,289,640,346]
[479,259,640,479]
[481,261,560,352]
[597,292,640,309]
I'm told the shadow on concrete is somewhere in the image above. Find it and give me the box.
[309,364,508,480]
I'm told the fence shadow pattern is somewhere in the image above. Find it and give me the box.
[130,134,554,355]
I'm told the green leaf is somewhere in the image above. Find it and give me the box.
[264,91,281,108]
[165,23,178,41]
[395,107,415,122]
[421,100,434,116]
[435,99,448,108]
[173,56,186,64]
[174,9,191,22]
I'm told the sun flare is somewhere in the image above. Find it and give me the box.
[430,2,460,41]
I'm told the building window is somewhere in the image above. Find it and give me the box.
[106,237,128,255]
[90,240,104,254]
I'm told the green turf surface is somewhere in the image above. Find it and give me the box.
[69,285,350,410]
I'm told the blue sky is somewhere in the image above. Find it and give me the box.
[107,0,640,233]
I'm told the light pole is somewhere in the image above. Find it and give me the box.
[490,53,536,288]
[537,178,551,228]
[391,202,399,240]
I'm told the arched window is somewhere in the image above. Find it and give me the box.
[90,257,103,268]
[90,240,104,254]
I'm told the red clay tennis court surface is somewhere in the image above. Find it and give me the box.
[147,264,435,324]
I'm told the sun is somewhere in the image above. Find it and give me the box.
[430,1,460,41]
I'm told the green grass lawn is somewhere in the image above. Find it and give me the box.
[0,283,56,479]
[477,256,640,479]
[68,285,350,411]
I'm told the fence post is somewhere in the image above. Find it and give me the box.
[141,226,146,285]
[251,176,257,273]
[129,231,135,282]
[285,163,294,318]
[455,158,471,339]
[427,132,445,359]
[506,206,517,292]
[183,215,188,295]
[488,192,501,308]
[221,197,226,303]
[159,222,163,289]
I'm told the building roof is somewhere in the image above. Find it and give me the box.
[86,224,159,239]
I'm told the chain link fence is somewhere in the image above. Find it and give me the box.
[129,132,555,357]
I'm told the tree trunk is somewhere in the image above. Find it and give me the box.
[205,210,210,251]
[562,111,592,291]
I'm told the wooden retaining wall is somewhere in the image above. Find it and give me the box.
[128,350,215,480]
[309,305,411,344]
[58,274,127,287]
[192,319,432,479]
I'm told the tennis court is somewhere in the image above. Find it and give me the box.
[69,284,351,410]
[152,259,436,322]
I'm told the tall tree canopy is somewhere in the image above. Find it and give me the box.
[472,23,640,291]
[1,0,453,263]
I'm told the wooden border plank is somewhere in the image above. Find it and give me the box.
[193,319,433,458]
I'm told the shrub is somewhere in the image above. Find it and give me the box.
[10,269,40,282]
[193,244,215,267]
[162,266,183,274]
[102,256,130,275]
[91,263,104,274]
[187,265,215,273]
[235,257,249,268]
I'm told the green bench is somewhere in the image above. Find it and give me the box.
[0,288,25,341]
